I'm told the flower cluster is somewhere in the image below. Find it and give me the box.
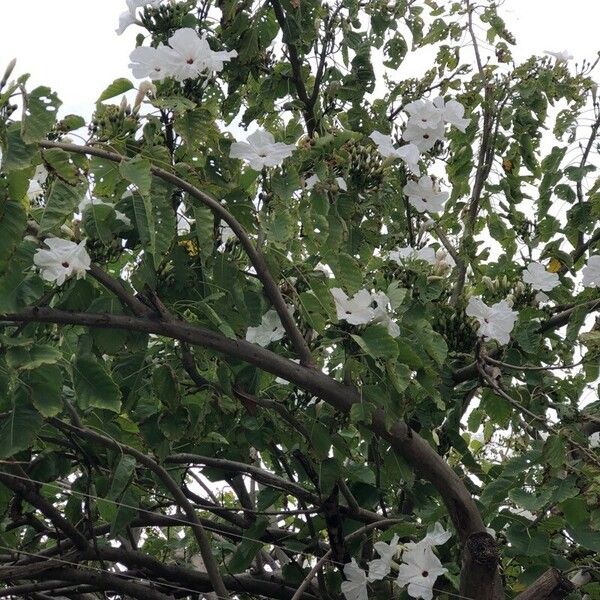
[403,97,469,151]
[229,130,296,170]
[33,238,91,285]
[403,175,448,214]
[331,288,399,337]
[466,297,518,345]
[342,523,450,600]
[129,28,236,82]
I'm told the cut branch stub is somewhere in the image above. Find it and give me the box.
[514,568,575,600]
[459,532,503,600]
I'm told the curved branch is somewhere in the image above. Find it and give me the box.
[48,418,230,600]
[1,307,487,544]
[38,139,314,368]
[0,469,88,551]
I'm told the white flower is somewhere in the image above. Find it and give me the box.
[388,245,436,266]
[78,196,131,227]
[582,255,600,288]
[161,28,236,81]
[245,308,291,347]
[404,99,443,130]
[331,288,375,326]
[403,119,445,152]
[420,523,452,547]
[396,544,447,600]
[589,432,600,448]
[33,238,91,286]
[229,130,296,170]
[403,176,448,214]
[304,174,320,190]
[570,570,591,588]
[27,165,48,201]
[369,130,398,158]
[371,292,400,337]
[433,97,470,132]
[544,50,573,64]
[368,534,399,581]
[335,177,347,191]
[369,131,421,175]
[341,559,368,600]
[116,0,161,35]
[466,297,518,345]
[522,262,559,291]
[128,45,172,80]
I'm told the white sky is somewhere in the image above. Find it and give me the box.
[1,1,599,119]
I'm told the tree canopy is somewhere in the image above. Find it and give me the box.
[1,1,600,599]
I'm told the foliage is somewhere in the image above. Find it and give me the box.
[0,1,600,599]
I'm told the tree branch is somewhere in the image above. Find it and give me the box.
[47,418,230,599]
[38,139,314,368]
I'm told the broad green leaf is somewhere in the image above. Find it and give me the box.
[120,156,152,196]
[132,179,176,268]
[0,394,43,458]
[352,325,399,359]
[22,86,61,143]
[108,455,136,500]
[6,344,61,370]
[333,253,363,294]
[0,197,26,274]
[20,364,63,417]
[41,147,80,185]
[2,123,37,171]
[38,180,86,231]
[97,78,134,102]
[73,355,122,413]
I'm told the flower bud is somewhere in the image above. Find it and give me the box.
[133,81,156,114]
[0,58,16,89]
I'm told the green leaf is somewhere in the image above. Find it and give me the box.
[72,355,122,413]
[132,179,176,268]
[97,78,134,102]
[6,344,61,370]
[0,395,43,458]
[319,457,340,497]
[20,365,63,417]
[38,180,86,231]
[333,253,363,294]
[120,156,152,196]
[22,86,62,143]
[108,455,136,500]
[0,197,26,274]
[228,517,268,573]
[352,325,399,359]
[543,435,566,468]
[41,147,80,185]
[2,123,37,171]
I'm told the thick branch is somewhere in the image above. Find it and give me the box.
[514,568,575,600]
[2,307,486,543]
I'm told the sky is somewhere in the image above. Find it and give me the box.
[1,0,599,119]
